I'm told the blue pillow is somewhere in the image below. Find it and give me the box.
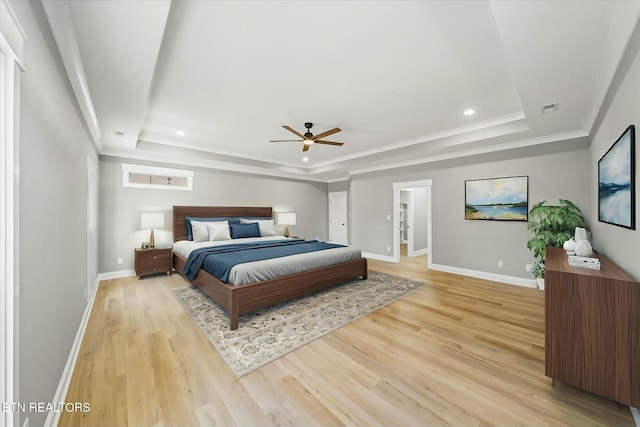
[185,216,240,240]
[230,222,261,239]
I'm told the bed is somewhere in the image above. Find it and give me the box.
[172,206,368,330]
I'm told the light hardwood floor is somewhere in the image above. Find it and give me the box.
[59,247,635,426]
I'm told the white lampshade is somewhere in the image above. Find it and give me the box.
[141,212,164,230]
[277,212,296,226]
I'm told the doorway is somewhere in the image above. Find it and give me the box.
[399,189,413,255]
[392,180,432,267]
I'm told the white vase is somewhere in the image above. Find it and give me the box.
[575,227,588,242]
[536,277,545,290]
[575,239,593,257]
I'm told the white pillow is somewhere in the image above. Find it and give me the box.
[239,218,277,237]
[192,220,228,242]
[208,223,231,241]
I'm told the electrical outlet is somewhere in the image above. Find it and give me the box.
[526,264,532,272]
[387,246,391,252]
[498,260,504,268]
[117,257,124,265]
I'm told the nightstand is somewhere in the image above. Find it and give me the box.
[135,247,172,279]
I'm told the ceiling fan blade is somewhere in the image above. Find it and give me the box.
[312,127,341,140]
[282,125,305,139]
[270,139,302,142]
[315,140,344,146]
[302,144,310,152]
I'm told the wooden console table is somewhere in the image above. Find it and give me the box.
[545,246,639,407]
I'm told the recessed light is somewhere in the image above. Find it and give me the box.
[464,109,475,116]
[176,130,185,137]
[302,157,309,162]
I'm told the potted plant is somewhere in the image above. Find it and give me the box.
[527,199,585,289]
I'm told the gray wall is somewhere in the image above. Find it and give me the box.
[12,1,99,426]
[99,157,329,273]
[589,19,640,280]
[348,141,590,280]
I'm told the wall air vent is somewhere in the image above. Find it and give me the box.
[541,102,559,113]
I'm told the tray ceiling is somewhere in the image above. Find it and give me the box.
[42,0,640,181]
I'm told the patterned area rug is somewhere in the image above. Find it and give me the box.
[172,271,424,377]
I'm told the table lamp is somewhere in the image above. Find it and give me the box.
[141,212,164,248]
[277,212,296,238]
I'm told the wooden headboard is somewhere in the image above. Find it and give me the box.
[173,206,273,242]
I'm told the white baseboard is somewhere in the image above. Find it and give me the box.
[96,269,136,281]
[362,252,396,263]
[631,406,639,427]
[363,253,537,289]
[409,248,428,257]
[44,275,102,427]
[429,263,538,288]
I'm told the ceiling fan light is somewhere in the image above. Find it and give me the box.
[303,138,314,145]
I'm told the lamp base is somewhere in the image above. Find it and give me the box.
[283,226,289,238]
[149,229,155,248]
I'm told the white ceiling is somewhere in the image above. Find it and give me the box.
[43,0,640,182]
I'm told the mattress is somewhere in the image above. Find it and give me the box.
[173,236,362,285]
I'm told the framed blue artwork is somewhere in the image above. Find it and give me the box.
[598,125,635,230]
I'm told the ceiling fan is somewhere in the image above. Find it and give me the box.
[270,122,343,152]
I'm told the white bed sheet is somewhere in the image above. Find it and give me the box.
[173,236,362,286]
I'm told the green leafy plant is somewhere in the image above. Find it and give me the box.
[527,199,585,278]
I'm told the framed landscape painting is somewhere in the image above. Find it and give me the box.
[598,125,635,229]
[465,176,528,221]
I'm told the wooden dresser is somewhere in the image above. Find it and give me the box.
[135,247,172,279]
[544,246,639,407]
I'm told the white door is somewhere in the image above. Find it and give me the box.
[328,191,348,245]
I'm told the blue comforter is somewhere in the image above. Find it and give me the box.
[182,239,345,282]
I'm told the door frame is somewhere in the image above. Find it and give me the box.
[86,157,98,302]
[392,180,432,266]
[1,26,25,427]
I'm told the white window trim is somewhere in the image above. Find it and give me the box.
[122,163,194,191]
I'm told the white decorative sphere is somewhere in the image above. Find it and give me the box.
[575,239,593,257]
[563,238,576,253]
